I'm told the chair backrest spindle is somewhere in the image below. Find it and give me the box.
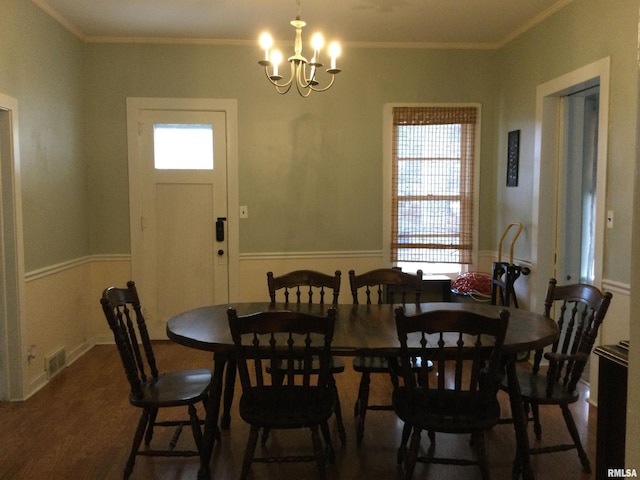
[101,280,159,398]
[538,278,612,392]
[267,270,341,305]
[228,307,337,394]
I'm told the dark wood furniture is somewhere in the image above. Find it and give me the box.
[349,268,423,305]
[594,340,629,478]
[166,301,558,480]
[227,307,338,480]
[100,281,212,480]
[502,279,612,473]
[265,270,346,444]
[348,268,423,444]
[391,306,510,479]
[421,274,452,302]
[267,269,341,305]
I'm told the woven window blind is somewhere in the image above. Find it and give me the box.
[391,106,477,265]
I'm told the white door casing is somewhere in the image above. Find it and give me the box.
[531,58,609,314]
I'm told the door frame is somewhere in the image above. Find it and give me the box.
[0,92,27,401]
[531,57,610,312]
[126,97,240,302]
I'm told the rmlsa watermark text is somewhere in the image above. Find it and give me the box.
[609,469,638,478]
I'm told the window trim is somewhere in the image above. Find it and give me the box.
[382,103,482,274]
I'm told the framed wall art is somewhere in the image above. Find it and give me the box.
[506,129,520,187]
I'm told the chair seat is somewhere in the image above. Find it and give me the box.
[130,369,212,408]
[240,386,335,429]
[503,368,581,405]
[393,387,501,434]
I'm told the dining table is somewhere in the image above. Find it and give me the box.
[166,301,558,480]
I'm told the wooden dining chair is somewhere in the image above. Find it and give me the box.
[266,270,345,445]
[348,268,423,444]
[268,269,341,305]
[100,281,212,480]
[227,307,338,480]
[502,278,612,473]
[391,305,510,479]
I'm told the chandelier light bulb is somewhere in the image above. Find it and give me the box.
[259,33,273,63]
[328,42,341,70]
[270,50,283,78]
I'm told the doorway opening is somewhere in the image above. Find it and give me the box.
[0,93,26,401]
[556,86,600,285]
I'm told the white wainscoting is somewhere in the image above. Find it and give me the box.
[237,251,385,302]
[22,255,130,399]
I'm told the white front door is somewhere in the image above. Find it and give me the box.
[128,100,230,338]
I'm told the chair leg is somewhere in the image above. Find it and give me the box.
[561,405,591,473]
[144,407,158,445]
[221,360,237,430]
[330,375,346,445]
[320,421,335,463]
[125,409,150,480]
[355,371,371,444]
[472,431,490,480]
[188,403,204,452]
[310,424,327,480]
[354,372,365,415]
[261,427,271,445]
[397,422,412,465]
[404,427,422,480]
[240,426,259,480]
[531,402,542,440]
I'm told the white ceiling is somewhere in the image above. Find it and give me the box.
[34,0,573,48]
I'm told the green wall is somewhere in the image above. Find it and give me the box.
[494,0,638,285]
[0,0,88,272]
[84,44,498,255]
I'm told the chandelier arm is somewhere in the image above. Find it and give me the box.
[276,85,294,95]
[296,61,316,89]
[307,74,337,92]
[263,65,295,90]
[295,80,314,97]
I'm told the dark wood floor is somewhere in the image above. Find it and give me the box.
[0,342,596,479]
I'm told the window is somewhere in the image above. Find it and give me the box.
[389,105,479,272]
[153,123,214,170]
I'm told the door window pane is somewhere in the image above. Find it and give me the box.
[154,124,213,170]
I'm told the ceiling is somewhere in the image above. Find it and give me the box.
[34,0,573,49]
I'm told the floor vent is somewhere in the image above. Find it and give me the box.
[45,348,66,379]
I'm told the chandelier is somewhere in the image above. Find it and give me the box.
[258,2,341,97]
